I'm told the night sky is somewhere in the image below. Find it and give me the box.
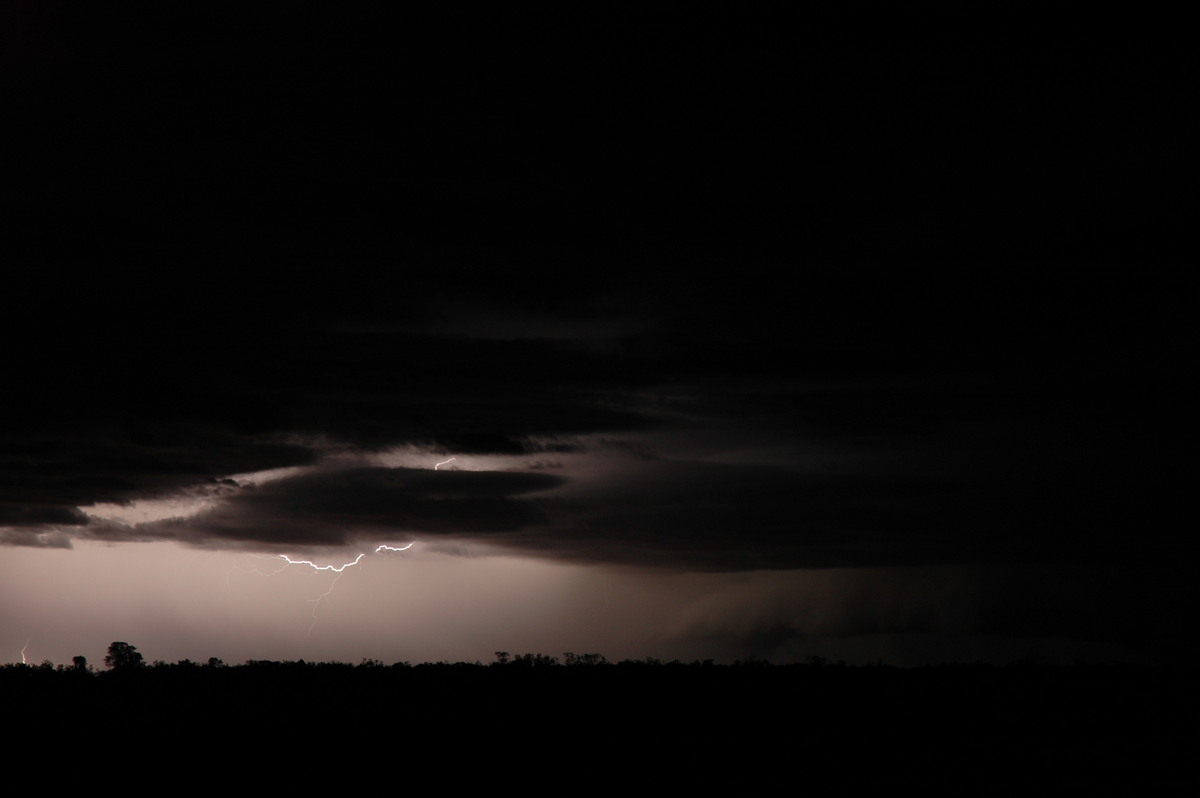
[2,6,1191,668]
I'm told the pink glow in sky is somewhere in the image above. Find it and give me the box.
[1,536,1158,669]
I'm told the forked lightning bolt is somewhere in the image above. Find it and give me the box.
[277,552,366,572]
[271,543,414,574]
[258,543,415,633]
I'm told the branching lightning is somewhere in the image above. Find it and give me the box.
[242,543,416,633]
[276,543,414,572]
[434,457,456,470]
[277,552,367,572]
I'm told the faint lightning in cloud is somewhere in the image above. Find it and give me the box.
[302,571,350,633]
[434,457,456,470]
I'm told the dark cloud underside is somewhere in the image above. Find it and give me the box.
[4,265,1191,575]
[115,467,566,548]
[1,7,1189,580]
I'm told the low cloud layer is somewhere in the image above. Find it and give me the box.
[103,466,566,549]
[3,266,1191,580]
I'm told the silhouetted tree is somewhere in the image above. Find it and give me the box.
[72,655,88,671]
[104,641,145,671]
[563,652,608,666]
[512,653,558,667]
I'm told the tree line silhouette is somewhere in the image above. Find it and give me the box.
[12,641,773,672]
[3,640,1196,790]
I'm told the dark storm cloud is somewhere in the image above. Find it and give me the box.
[479,433,1177,573]
[1,5,1189,584]
[0,267,657,543]
[0,504,88,528]
[0,421,321,539]
[99,466,567,549]
[3,265,1190,573]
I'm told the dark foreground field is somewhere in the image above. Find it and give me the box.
[4,658,1196,791]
